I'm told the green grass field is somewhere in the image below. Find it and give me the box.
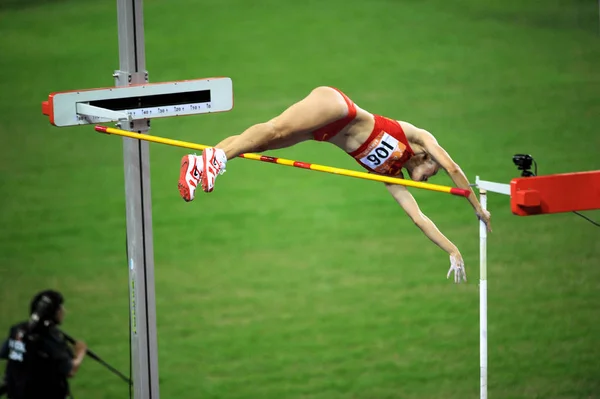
[1,0,600,398]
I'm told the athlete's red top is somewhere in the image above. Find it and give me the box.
[349,115,414,177]
[312,88,414,177]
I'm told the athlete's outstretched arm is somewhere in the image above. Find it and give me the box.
[406,127,491,232]
[385,183,467,283]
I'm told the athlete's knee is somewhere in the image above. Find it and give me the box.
[260,121,283,139]
[266,118,297,141]
[246,121,285,152]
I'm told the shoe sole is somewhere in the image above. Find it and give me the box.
[178,155,192,201]
[201,150,214,193]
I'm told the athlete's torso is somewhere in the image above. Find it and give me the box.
[346,114,414,177]
[313,88,415,176]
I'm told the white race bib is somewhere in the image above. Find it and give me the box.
[359,132,400,169]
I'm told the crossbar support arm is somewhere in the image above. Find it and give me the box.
[76,103,131,123]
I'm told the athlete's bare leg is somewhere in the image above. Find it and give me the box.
[179,86,350,198]
[215,86,350,160]
[214,135,239,150]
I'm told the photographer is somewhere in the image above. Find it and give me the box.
[0,290,87,399]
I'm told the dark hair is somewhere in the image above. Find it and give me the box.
[29,290,64,323]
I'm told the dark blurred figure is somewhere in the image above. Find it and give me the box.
[0,290,86,399]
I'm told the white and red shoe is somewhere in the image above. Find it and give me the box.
[200,147,227,193]
[178,154,203,202]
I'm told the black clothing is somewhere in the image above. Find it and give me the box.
[0,322,73,399]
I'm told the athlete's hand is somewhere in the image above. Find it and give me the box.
[476,208,492,232]
[447,252,467,283]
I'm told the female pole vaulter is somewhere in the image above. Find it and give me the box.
[178,86,492,283]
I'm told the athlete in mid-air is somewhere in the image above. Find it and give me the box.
[177,86,491,283]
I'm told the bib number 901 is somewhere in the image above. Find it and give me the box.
[366,140,395,166]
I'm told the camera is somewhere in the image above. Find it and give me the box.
[512,154,537,177]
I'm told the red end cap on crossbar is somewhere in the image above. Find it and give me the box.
[450,187,471,197]
[95,125,108,133]
[510,170,600,216]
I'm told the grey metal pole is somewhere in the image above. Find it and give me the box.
[115,0,160,398]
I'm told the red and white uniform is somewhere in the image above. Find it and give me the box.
[313,87,414,177]
[348,115,414,177]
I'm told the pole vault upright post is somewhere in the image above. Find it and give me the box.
[115,0,159,397]
[479,187,488,399]
[475,176,510,399]
[41,3,234,399]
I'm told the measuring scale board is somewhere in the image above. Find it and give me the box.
[42,77,233,126]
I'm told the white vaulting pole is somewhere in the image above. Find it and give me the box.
[479,188,488,399]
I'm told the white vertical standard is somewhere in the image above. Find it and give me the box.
[479,188,488,399]
[474,175,510,399]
